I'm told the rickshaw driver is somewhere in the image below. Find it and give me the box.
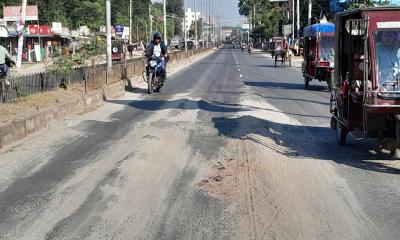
[376,31,400,86]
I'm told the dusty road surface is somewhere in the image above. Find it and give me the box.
[1,47,400,240]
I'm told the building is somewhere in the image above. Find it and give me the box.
[185,8,201,31]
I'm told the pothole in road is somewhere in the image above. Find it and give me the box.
[197,158,247,199]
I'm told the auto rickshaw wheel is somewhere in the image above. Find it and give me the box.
[304,76,310,88]
[336,120,348,146]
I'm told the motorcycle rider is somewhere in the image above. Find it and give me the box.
[145,32,168,85]
[0,44,11,77]
[0,44,12,88]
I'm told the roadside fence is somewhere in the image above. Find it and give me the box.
[0,48,212,103]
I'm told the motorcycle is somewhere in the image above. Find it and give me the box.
[0,59,14,94]
[146,56,166,94]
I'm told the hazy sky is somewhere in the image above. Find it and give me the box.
[152,0,246,27]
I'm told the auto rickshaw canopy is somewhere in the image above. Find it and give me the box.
[303,23,335,38]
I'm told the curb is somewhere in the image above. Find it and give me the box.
[0,81,124,150]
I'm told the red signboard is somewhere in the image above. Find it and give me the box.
[3,5,39,21]
[28,25,54,36]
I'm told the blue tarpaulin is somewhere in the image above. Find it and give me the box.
[303,23,335,37]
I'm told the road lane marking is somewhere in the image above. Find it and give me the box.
[240,74,243,78]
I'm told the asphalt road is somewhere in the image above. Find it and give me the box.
[0,46,399,240]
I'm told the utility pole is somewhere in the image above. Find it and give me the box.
[106,0,112,68]
[163,0,167,44]
[129,0,132,44]
[16,0,27,69]
[183,0,187,52]
[296,0,300,37]
[308,0,312,25]
[194,0,198,49]
[201,0,204,48]
[292,0,295,41]
[208,0,210,47]
[253,4,256,29]
[149,3,153,40]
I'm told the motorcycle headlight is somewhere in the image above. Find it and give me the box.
[112,47,118,53]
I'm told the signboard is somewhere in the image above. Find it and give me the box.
[99,26,106,33]
[242,24,250,30]
[115,25,124,36]
[61,27,71,38]
[71,30,79,38]
[28,25,54,35]
[122,27,130,39]
[79,26,90,36]
[282,24,292,36]
[3,5,39,21]
[52,22,62,34]
[377,21,400,29]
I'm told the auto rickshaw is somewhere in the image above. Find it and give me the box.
[302,22,335,90]
[112,40,125,61]
[330,7,400,155]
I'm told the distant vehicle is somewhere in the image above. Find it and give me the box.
[289,38,304,56]
[302,23,335,90]
[112,40,125,61]
[170,38,180,49]
[269,37,284,58]
[181,40,194,50]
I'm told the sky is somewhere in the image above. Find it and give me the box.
[152,0,246,27]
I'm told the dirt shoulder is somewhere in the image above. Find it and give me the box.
[0,88,85,124]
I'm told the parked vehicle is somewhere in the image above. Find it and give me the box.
[289,38,304,56]
[330,7,400,155]
[170,38,180,49]
[181,40,194,50]
[302,22,335,90]
[146,56,165,94]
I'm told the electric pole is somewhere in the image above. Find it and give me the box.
[129,0,132,44]
[194,0,198,49]
[184,0,187,52]
[297,0,300,37]
[292,0,295,41]
[106,0,112,68]
[308,0,312,25]
[201,0,204,48]
[149,3,153,40]
[163,0,167,44]
[16,0,27,69]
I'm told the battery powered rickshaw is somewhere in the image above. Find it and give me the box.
[302,23,335,90]
[330,7,400,155]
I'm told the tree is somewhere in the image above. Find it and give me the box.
[167,0,184,36]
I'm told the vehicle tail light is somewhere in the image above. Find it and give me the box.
[319,62,330,67]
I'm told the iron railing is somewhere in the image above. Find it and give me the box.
[0,48,212,103]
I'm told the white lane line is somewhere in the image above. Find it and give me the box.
[232,49,239,65]
[240,74,243,78]
[238,69,241,72]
